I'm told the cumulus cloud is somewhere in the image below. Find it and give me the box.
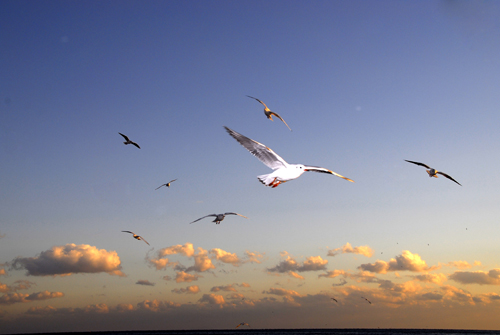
[210,284,237,292]
[0,291,64,305]
[413,273,447,284]
[10,244,124,277]
[198,293,225,305]
[209,249,241,266]
[115,303,134,312]
[136,280,155,286]
[327,243,374,257]
[263,288,301,297]
[449,269,500,285]
[174,271,202,283]
[137,299,180,312]
[358,250,435,273]
[172,285,200,294]
[267,254,328,276]
[0,280,36,293]
[0,269,6,276]
[244,251,265,264]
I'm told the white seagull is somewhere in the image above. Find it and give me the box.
[405,160,461,186]
[190,212,248,224]
[155,179,177,190]
[118,133,141,149]
[246,95,292,131]
[121,231,150,245]
[224,126,354,188]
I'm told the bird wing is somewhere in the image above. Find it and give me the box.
[118,133,130,141]
[121,230,134,234]
[224,126,288,170]
[246,95,269,109]
[269,112,292,131]
[131,142,141,149]
[225,212,248,219]
[405,160,431,169]
[437,171,462,186]
[190,214,217,224]
[168,179,177,184]
[304,165,355,183]
[141,237,150,245]
[155,184,166,190]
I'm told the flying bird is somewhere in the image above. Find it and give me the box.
[331,297,338,303]
[361,297,372,304]
[118,133,140,149]
[190,212,248,224]
[405,160,461,186]
[121,231,150,245]
[236,322,250,328]
[224,126,354,188]
[155,179,177,190]
[246,95,292,131]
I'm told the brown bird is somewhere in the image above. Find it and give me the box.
[246,95,292,131]
[405,160,461,186]
[121,231,149,245]
[118,133,140,149]
[361,296,372,304]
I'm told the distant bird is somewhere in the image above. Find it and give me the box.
[118,133,140,149]
[361,296,372,304]
[331,297,338,303]
[224,126,354,188]
[121,231,149,245]
[190,212,248,224]
[236,322,250,328]
[155,179,177,190]
[405,160,461,186]
[246,95,292,131]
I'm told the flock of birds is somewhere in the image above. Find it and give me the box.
[120,95,462,247]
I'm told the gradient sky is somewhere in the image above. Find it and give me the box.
[2,0,500,333]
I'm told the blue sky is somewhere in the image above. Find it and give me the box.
[2,0,500,332]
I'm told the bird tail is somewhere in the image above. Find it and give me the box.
[257,173,275,186]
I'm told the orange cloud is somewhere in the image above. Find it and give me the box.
[0,291,64,305]
[174,271,202,283]
[449,269,500,285]
[199,293,225,305]
[328,243,374,257]
[413,273,447,284]
[172,285,200,294]
[267,254,328,275]
[263,287,301,297]
[137,299,180,312]
[358,250,435,273]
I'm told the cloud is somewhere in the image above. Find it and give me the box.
[327,243,374,258]
[449,269,500,285]
[209,249,241,266]
[263,288,301,297]
[137,300,180,312]
[174,271,202,283]
[172,285,200,294]
[10,244,124,277]
[267,254,328,276]
[136,280,155,286]
[442,261,481,269]
[198,293,225,305]
[0,269,6,276]
[0,291,64,305]
[358,250,435,273]
[210,284,237,292]
[413,273,447,284]
[0,280,36,293]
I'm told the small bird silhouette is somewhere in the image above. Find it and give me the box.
[361,296,372,304]
[155,179,177,190]
[331,297,338,303]
[121,231,149,245]
[405,160,461,186]
[118,133,140,149]
[190,212,248,224]
[246,95,292,131]
[236,322,250,328]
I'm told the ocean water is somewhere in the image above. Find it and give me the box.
[85,329,500,335]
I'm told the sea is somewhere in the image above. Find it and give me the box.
[45,329,500,335]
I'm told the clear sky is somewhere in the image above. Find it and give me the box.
[1,0,500,333]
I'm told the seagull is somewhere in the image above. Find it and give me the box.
[118,133,140,149]
[236,322,250,328]
[121,231,150,245]
[331,297,338,303]
[190,212,248,224]
[361,296,372,304]
[224,126,354,188]
[246,95,292,131]
[155,179,177,190]
[405,160,461,186]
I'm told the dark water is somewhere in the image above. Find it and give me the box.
[54,329,500,335]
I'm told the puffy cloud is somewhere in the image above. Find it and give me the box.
[413,273,447,284]
[136,280,155,286]
[440,285,474,304]
[0,280,36,293]
[174,271,202,283]
[199,293,225,305]
[289,272,305,280]
[187,248,215,272]
[0,291,64,305]
[158,243,195,258]
[0,269,6,276]
[263,288,301,297]
[114,303,134,312]
[137,299,180,312]
[244,251,265,264]
[210,284,237,292]
[449,269,500,285]
[209,249,241,266]
[172,285,200,294]
[358,250,434,273]
[10,244,124,277]
[318,270,377,283]
[239,283,251,288]
[267,254,328,275]
[84,303,109,314]
[327,243,374,258]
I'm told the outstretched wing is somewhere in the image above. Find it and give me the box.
[269,112,292,131]
[121,230,134,234]
[155,184,166,190]
[224,212,248,219]
[437,171,462,186]
[246,95,269,110]
[304,165,355,183]
[190,214,217,224]
[140,237,150,245]
[224,126,288,170]
[131,141,141,149]
[168,179,177,184]
[118,133,130,141]
[405,160,431,169]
